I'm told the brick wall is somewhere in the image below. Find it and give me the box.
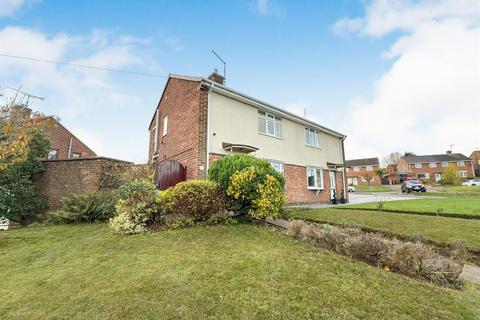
[33,157,133,209]
[284,164,344,204]
[406,161,475,181]
[42,119,96,159]
[470,151,480,177]
[148,78,208,180]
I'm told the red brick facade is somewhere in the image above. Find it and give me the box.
[470,151,480,177]
[148,78,208,180]
[345,165,381,185]
[397,157,475,182]
[42,118,96,160]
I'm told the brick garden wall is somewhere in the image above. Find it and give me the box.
[33,157,133,209]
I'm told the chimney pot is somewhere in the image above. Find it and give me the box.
[208,69,225,85]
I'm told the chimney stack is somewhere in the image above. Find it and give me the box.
[208,69,225,85]
[446,150,452,154]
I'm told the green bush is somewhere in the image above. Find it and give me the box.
[208,154,284,191]
[227,166,285,219]
[47,191,117,224]
[109,180,158,234]
[208,154,285,215]
[156,180,227,222]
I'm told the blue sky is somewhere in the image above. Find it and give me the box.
[1,0,478,163]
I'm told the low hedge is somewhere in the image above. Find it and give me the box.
[335,207,480,220]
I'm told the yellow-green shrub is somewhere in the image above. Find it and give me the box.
[227,166,285,219]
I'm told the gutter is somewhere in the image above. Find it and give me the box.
[201,79,347,140]
[340,136,348,203]
[205,82,214,177]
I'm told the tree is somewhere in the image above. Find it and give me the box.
[383,152,402,166]
[0,91,52,224]
[363,173,374,188]
[375,168,386,180]
[442,165,461,185]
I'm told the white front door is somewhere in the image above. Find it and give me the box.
[329,171,336,198]
[435,173,442,182]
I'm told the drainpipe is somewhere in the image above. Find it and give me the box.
[205,81,215,178]
[340,136,348,203]
[67,136,73,159]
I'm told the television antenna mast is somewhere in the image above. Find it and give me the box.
[211,50,226,83]
[1,85,45,106]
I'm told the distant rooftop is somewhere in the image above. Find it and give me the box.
[403,153,470,163]
[345,157,379,167]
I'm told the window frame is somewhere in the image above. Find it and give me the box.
[441,161,448,168]
[268,160,284,175]
[415,162,422,169]
[72,152,81,159]
[366,165,373,171]
[353,166,360,172]
[258,110,282,138]
[305,127,320,148]
[429,162,437,168]
[457,161,465,167]
[459,171,468,178]
[306,166,324,190]
[47,149,58,160]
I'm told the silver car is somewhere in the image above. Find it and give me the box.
[462,178,480,186]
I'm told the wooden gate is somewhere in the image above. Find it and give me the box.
[155,160,187,190]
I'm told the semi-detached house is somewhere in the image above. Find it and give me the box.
[148,72,348,204]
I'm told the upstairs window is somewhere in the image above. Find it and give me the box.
[353,166,360,172]
[415,163,422,169]
[305,128,320,147]
[457,161,465,167]
[72,153,81,158]
[441,161,448,167]
[258,111,282,138]
[429,162,437,168]
[307,167,324,190]
[366,165,373,171]
[47,149,58,160]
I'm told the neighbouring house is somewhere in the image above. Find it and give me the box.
[148,72,348,204]
[383,163,406,185]
[470,150,480,177]
[396,152,475,182]
[345,157,381,186]
[41,117,96,160]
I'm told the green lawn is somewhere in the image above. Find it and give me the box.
[287,208,480,250]
[1,224,479,319]
[419,186,480,197]
[353,185,392,192]
[342,198,480,218]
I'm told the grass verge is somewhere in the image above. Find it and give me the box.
[1,224,479,319]
[287,208,480,252]
[341,198,480,219]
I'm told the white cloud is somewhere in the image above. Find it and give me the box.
[250,0,285,17]
[333,0,480,159]
[0,26,161,163]
[163,35,184,52]
[0,0,25,17]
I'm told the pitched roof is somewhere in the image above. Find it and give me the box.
[403,153,471,163]
[149,73,346,139]
[345,157,379,167]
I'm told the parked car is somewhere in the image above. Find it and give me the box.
[462,178,480,186]
[401,179,427,193]
[347,185,355,192]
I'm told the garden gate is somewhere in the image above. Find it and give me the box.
[155,159,187,190]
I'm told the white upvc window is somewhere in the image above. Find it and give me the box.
[441,161,448,168]
[459,171,468,178]
[366,165,373,171]
[258,111,282,138]
[457,161,465,167]
[162,116,168,137]
[345,168,350,173]
[47,149,58,160]
[305,128,320,147]
[429,162,437,168]
[353,166,360,172]
[269,160,284,175]
[415,163,422,169]
[417,173,430,179]
[478,160,480,165]
[307,166,324,190]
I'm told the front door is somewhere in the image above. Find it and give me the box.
[435,173,442,182]
[329,171,336,198]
